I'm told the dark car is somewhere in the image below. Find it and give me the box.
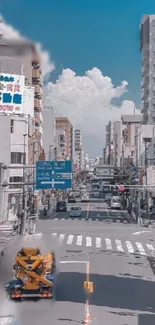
[56,201,67,212]
[68,196,76,203]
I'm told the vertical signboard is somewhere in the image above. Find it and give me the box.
[0,73,25,114]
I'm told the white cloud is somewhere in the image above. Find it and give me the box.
[0,17,55,80]
[44,67,139,155]
[0,18,139,156]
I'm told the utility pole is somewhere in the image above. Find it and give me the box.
[19,134,27,234]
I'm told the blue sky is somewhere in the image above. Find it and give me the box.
[1,0,155,156]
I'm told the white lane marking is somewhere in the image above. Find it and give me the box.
[60,261,87,264]
[115,239,124,252]
[54,218,58,220]
[76,235,82,246]
[146,244,154,251]
[52,233,57,237]
[135,242,146,255]
[96,237,101,248]
[126,241,134,254]
[132,231,151,235]
[59,234,65,242]
[61,218,65,220]
[67,235,74,245]
[105,238,112,250]
[86,236,92,247]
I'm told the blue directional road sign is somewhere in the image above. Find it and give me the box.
[36,160,72,190]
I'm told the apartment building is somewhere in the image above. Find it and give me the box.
[121,115,141,167]
[140,15,155,124]
[103,121,114,165]
[74,129,84,170]
[0,37,43,161]
[113,121,121,167]
[43,106,56,160]
[56,128,66,160]
[55,117,73,160]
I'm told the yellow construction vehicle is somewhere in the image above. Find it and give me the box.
[5,247,56,299]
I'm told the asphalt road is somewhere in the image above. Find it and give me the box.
[1,200,155,324]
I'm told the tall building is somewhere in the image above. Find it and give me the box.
[55,117,73,160]
[103,121,114,165]
[74,129,84,171]
[113,121,121,167]
[121,115,141,167]
[56,128,66,160]
[0,37,43,160]
[140,15,155,124]
[43,106,56,160]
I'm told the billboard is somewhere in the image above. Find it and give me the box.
[0,73,25,114]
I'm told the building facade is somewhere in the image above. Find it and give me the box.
[43,106,56,160]
[74,129,84,171]
[0,38,43,160]
[55,117,73,160]
[121,115,141,167]
[56,128,66,160]
[140,15,155,124]
[103,121,114,165]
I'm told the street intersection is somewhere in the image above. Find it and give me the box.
[1,200,155,324]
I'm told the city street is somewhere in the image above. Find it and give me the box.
[1,201,155,324]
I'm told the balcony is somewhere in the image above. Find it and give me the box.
[34,98,41,110]
[34,84,42,97]
[35,113,40,125]
[32,69,41,79]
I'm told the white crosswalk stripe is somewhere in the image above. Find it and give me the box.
[59,234,65,242]
[51,233,154,256]
[76,235,82,246]
[135,242,146,255]
[105,238,112,250]
[126,241,134,254]
[67,235,74,245]
[86,237,92,247]
[96,237,101,248]
[115,239,124,252]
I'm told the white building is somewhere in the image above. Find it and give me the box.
[56,128,66,160]
[140,15,155,124]
[43,106,56,160]
[121,115,142,167]
[0,75,34,222]
[74,129,84,170]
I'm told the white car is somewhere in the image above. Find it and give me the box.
[110,197,121,209]
[81,193,90,202]
[70,207,82,217]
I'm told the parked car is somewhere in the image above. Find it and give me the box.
[81,193,90,202]
[110,197,121,210]
[70,207,82,217]
[68,196,76,203]
[56,201,67,212]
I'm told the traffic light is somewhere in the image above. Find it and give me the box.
[110,185,118,191]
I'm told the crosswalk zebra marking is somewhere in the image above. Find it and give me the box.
[76,235,82,246]
[105,238,112,250]
[126,241,134,254]
[146,244,154,251]
[96,237,101,248]
[59,234,65,242]
[86,236,92,247]
[115,239,124,252]
[67,235,74,245]
[50,232,154,256]
[135,242,146,255]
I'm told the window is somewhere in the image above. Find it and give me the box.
[10,119,14,133]
[10,176,23,183]
[11,152,26,164]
